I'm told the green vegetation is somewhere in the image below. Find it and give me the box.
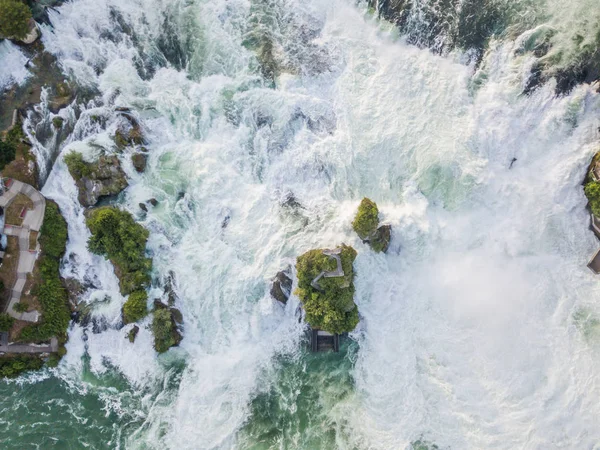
[64,151,92,178]
[13,302,28,313]
[86,207,151,295]
[52,117,64,129]
[19,201,70,343]
[0,355,43,378]
[0,313,14,331]
[585,181,600,217]
[0,122,25,171]
[152,307,180,353]
[352,197,379,239]
[122,290,148,324]
[0,0,32,40]
[295,245,359,334]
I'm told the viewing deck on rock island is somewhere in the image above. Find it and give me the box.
[310,328,340,353]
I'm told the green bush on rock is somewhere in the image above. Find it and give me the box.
[152,307,180,353]
[585,181,600,217]
[0,0,31,40]
[64,151,92,178]
[352,198,379,239]
[122,290,148,324]
[86,207,151,295]
[0,355,43,378]
[295,245,359,334]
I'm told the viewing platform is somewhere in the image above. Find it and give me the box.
[310,328,340,352]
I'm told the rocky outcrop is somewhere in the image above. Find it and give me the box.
[131,153,147,173]
[270,267,292,304]
[127,325,139,343]
[352,198,392,253]
[370,224,392,254]
[65,153,128,207]
[114,111,145,149]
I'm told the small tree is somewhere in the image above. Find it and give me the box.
[352,197,379,239]
[0,0,32,40]
[122,290,148,324]
[0,313,14,332]
[152,307,177,353]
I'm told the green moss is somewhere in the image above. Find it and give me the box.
[352,197,379,239]
[152,307,179,353]
[52,117,64,129]
[0,0,32,40]
[585,181,600,217]
[122,290,148,324]
[0,355,43,378]
[64,151,92,178]
[0,313,14,332]
[295,245,359,334]
[19,201,70,343]
[86,207,151,295]
[370,225,391,254]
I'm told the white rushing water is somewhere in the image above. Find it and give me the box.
[0,41,30,91]
[18,0,600,448]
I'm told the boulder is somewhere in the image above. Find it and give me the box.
[139,202,148,212]
[148,198,158,207]
[127,325,139,343]
[270,268,293,304]
[131,153,147,172]
[370,224,392,253]
[72,155,128,207]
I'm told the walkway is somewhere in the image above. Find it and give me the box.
[0,332,58,353]
[0,179,46,322]
[310,248,344,291]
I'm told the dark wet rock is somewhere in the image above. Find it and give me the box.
[139,202,148,212]
[69,155,128,207]
[176,191,185,201]
[164,271,178,306]
[171,308,183,325]
[114,117,145,149]
[270,267,293,304]
[369,224,392,254]
[221,214,230,229]
[148,198,158,207]
[127,325,139,343]
[63,277,84,306]
[131,153,147,173]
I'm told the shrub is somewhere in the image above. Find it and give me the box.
[152,307,178,353]
[0,313,14,331]
[64,151,92,178]
[19,201,70,343]
[13,302,28,313]
[0,0,31,40]
[295,245,359,334]
[585,181,600,217]
[86,207,151,295]
[352,198,379,239]
[122,290,148,324]
[0,140,16,170]
[0,355,43,378]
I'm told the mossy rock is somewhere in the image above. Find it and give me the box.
[352,197,379,239]
[152,306,182,353]
[270,268,292,304]
[370,224,392,253]
[131,153,147,173]
[122,290,148,324]
[295,245,359,334]
[52,117,64,129]
[127,325,139,343]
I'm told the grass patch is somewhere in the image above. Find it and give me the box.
[4,192,33,226]
[86,206,151,295]
[29,230,38,251]
[18,201,70,343]
[295,245,359,334]
[0,236,18,311]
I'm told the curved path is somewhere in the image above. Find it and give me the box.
[0,179,46,322]
[310,248,344,291]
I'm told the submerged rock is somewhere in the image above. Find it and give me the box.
[270,267,293,304]
[131,153,147,173]
[139,202,148,212]
[148,198,158,207]
[127,325,139,343]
